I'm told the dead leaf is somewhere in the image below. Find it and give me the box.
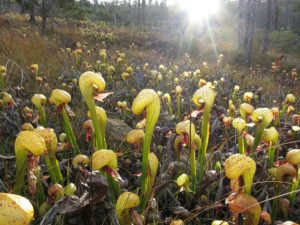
[190,109,202,118]
[94,92,113,102]
[131,209,143,225]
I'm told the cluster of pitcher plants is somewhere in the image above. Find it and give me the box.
[0,47,299,225]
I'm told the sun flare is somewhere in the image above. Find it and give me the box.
[178,0,220,22]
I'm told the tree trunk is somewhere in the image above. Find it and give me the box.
[2,0,10,11]
[20,5,26,13]
[137,0,141,21]
[274,1,279,30]
[244,0,255,66]
[297,14,300,34]
[142,0,146,22]
[42,16,47,34]
[284,0,289,30]
[29,4,36,24]
[7,0,11,9]
[0,0,4,12]
[263,0,272,52]
[291,11,295,31]
[138,0,141,33]
[238,0,245,50]
[41,0,47,34]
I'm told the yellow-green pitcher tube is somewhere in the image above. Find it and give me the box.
[79,71,106,149]
[132,89,160,208]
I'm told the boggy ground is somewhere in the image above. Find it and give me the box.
[0,12,300,225]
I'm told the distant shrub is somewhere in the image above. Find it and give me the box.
[270,30,300,44]
[96,32,116,43]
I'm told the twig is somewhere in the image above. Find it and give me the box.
[0,154,15,160]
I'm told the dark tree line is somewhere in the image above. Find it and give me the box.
[1,0,169,25]
[238,0,300,65]
[1,0,85,33]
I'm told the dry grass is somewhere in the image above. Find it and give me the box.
[0,12,299,104]
[230,66,300,106]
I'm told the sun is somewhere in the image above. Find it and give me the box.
[178,0,220,23]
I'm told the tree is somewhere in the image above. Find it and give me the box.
[244,0,255,66]
[238,0,245,50]
[137,0,141,22]
[15,0,26,13]
[263,0,272,52]
[15,0,36,21]
[273,0,279,30]
[142,0,146,22]
[284,0,289,30]
[29,0,37,24]
[40,0,49,34]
